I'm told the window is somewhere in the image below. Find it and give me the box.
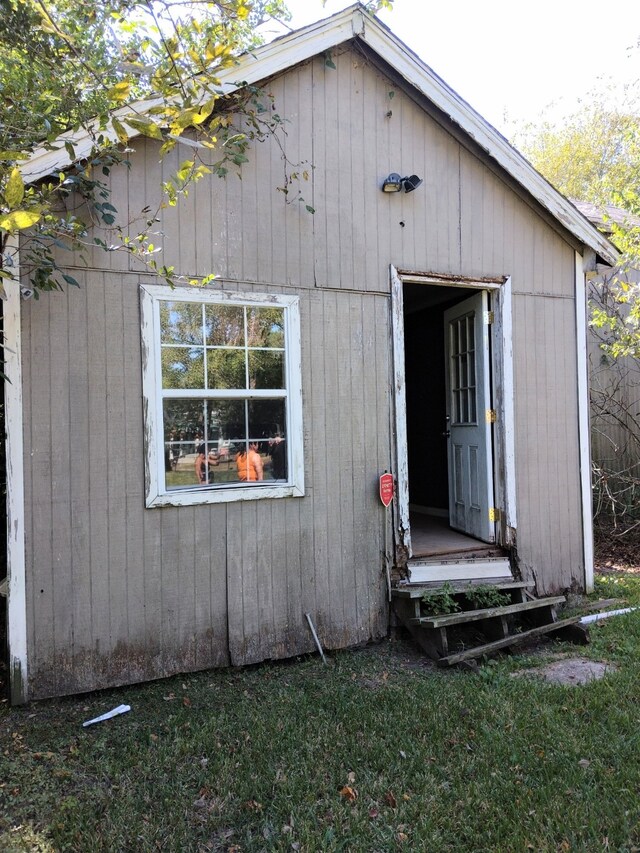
[140,284,304,507]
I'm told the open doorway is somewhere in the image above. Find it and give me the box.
[402,281,503,563]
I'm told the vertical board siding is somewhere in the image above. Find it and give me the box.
[22,45,588,697]
[67,281,93,689]
[24,271,391,697]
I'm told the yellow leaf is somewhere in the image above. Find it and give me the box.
[5,167,24,207]
[193,98,215,124]
[205,42,232,62]
[111,117,129,145]
[107,81,131,102]
[0,209,41,232]
[125,116,163,140]
[170,108,200,135]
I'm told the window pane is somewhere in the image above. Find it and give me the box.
[247,307,285,348]
[211,400,247,449]
[248,351,285,390]
[459,354,467,390]
[161,347,204,389]
[214,400,251,485]
[249,399,287,481]
[207,349,246,389]
[459,317,466,353]
[163,399,248,489]
[205,305,245,347]
[164,399,206,490]
[461,389,468,423]
[160,301,203,345]
[450,322,459,358]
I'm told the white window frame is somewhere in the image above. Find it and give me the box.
[140,284,305,507]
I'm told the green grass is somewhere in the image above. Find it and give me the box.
[2,575,640,852]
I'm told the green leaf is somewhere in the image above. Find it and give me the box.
[0,151,27,162]
[4,167,24,207]
[0,209,41,232]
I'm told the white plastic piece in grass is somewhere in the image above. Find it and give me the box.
[580,607,638,625]
[82,704,131,727]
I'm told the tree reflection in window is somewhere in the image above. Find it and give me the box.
[160,301,288,490]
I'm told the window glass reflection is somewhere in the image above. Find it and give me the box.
[160,301,203,345]
[159,300,290,492]
[206,305,245,347]
[248,351,285,390]
[161,347,205,389]
[246,307,285,348]
[249,399,288,481]
[207,349,246,389]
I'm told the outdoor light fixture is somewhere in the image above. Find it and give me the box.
[381,173,423,193]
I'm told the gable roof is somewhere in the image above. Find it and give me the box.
[23,3,617,266]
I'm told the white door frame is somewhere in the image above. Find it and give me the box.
[390,266,517,572]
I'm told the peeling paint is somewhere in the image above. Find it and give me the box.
[397,269,508,286]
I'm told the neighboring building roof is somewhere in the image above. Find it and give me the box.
[572,200,640,234]
[23,3,618,266]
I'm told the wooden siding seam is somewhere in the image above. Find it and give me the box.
[513,291,575,300]
[57,266,394,298]
[64,288,75,670]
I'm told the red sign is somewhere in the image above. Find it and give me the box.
[379,473,394,507]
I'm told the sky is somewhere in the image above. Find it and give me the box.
[263,0,640,136]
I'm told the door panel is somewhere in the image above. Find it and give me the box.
[444,291,495,542]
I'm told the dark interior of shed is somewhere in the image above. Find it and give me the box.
[403,282,474,517]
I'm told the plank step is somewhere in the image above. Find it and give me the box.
[392,580,534,599]
[414,596,566,629]
[437,615,584,666]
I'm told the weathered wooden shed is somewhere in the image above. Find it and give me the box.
[4,5,618,702]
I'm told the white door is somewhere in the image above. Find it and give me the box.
[443,291,495,542]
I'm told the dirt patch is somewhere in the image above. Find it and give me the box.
[595,527,640,573]
[512,656,617,686]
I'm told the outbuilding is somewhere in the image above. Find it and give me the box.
[4,4,617,702]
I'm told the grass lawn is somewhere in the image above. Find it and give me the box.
[2,574,640,852]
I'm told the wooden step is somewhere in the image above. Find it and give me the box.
[392,580,534,599]
[437,615,585,666]
[413,596,566,629]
